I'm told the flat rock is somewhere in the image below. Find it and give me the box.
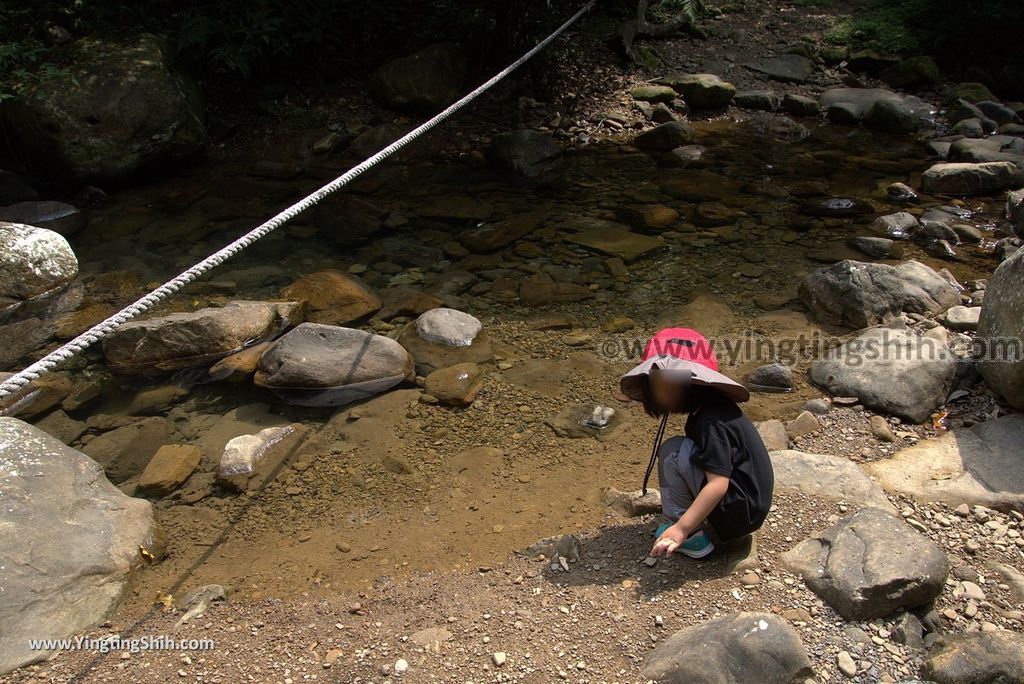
[137,444,201,496]
[280,271,380,325]
[459,211,545,252]
[863,413,1024,511]
[782,507,949,620]
[809,326,957,423]
[772,450,895,513]
[0,201,84,237]
[921,162,1023,196]
[944,305,981,331]
[746,54,815,83]
[81,416,180,483]
[519,276,593,306]
[603,487,662,517]
[0,418,159,674]
[545,403,630,441]
[103,300,303,376]
[921,631,1024,684]
[564,222,664,262]
[642,612,813,684]
[756,420,789,451]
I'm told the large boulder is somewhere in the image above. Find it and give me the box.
[896,260,961,316]
[808,326,957,423]
[2,34,205,184]
[369,43,467,114]
[0,222,78,300]
[255,323,414,406]
[782,507,949,620]
[977,246,1024,407]
[880,56,941,90]
[655,73,736,109]
[921,162,1024,196]
[102,300,304,376]
[821,88,932,126]
[864,413,1024,511]
[642,612,813,683]
[921,631,1024,684]
[798,260,905,328]
[0,418,160,674]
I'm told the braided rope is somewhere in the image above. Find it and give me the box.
[0,0,596,401]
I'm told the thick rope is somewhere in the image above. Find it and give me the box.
[0,0,596,401]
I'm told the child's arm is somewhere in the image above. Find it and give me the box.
[651,472,730,556]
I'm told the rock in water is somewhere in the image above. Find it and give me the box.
[414,307,481,347]
[80,416,180,484]
[642,612,813,684]
[977,246,1024,408]
[782,507,949,620]
[2,34,205,184]
[1007,189,1024,232]
[633,120,696,150]
[798,260,905,328]
[280,271,380,325]
[0,201,85,237]
[0,418,160,674]
[369,43,467,114]
[217,424,308,492]
[0,222,78,300]
[921,162,1023,196]
[809,326,957,423]
[103,300,303,376]
[488,130,560,178]
[399,310,493,375]
[255,323,414,406]
[921,632,1024,683]
[137,444,202,496]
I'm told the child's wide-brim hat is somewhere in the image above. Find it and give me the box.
[618,327,750,404]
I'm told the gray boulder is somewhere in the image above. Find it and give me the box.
[798,260,905,328]
[0,222,78,300]
[655,73,736,109]
[880,56,940,90]
[733,90,780,111]
[2,34,205,184]
[864,99,922,133]
[977,246,1024,407]
[871,211,919,240]
[921,162,1024,196]
[782,507,949,620]
[896,260,961,316]
[488,130,560,178]
[820,88,932,125]
[1008,189,1024,231]
[102,300,304,376]
[921,632,1024,684]
[370,43,467,115]
[642,612,813,684]
[809,326,957,423]
[634,121,696,151]
[0,418,159,674]
[255,323,414,406]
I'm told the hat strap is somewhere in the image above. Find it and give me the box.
[641,411,670,496]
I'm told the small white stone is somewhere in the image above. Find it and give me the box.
[394,658,409,674]
[492,652,507,667]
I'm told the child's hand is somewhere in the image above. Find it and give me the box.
[651,523,689,557]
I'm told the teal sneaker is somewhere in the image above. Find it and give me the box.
[677,531,715,559]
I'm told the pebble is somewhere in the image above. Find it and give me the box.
[492,652,507,667]
[394,658,408,674]
[837,651,857,678]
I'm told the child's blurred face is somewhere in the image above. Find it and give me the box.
[650,367,685,412]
